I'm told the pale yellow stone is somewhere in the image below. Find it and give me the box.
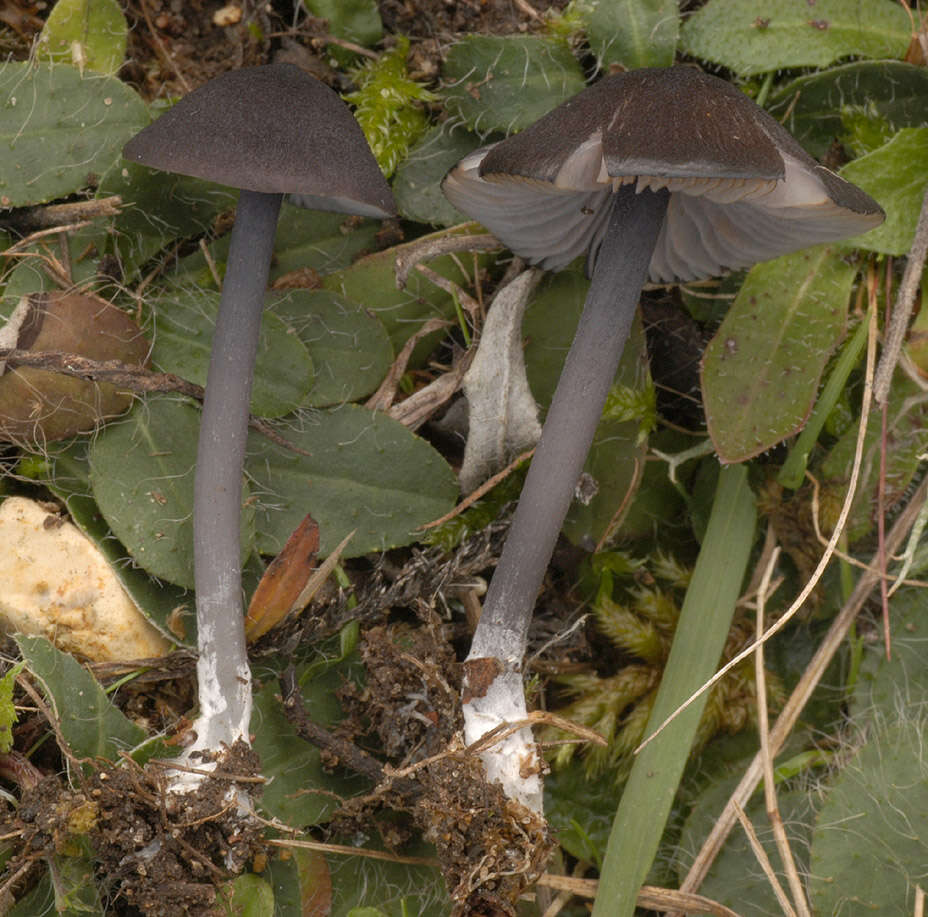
[0,497,170,661]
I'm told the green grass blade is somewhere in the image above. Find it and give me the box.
[591,464,756,916]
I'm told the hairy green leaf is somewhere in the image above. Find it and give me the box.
[838,127,928,255]
[767,62,928,160]
[268,289,393,407]
[586,0,679,70]
[88,395,255,589]
[702,246,856,463]
[442,35,585,135]
[0,61,147,206]
[681,0,911,76]
[146,287,314,418]
[16,634,146,761]
[247,404,457,559]
[37,0,128,74]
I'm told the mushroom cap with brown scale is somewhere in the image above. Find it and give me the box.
[442,67,883,281]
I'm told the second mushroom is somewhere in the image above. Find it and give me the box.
[442,66,884,806]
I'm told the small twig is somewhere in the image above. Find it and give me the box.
[733,801,796,917]
[394,232,500,288]
[387,353,472,430]
[594,456,642,553]
[0,196,121,232]
[753,544,810,917]
[269,836,439,865]
[146,759,267,784]
[418,447,535,530]
[414,262,482,319]
[637,299,878,753]
[366,318,452,412]
[534,874,741,917]
[138,0,192,92]
[512,0,542,19]
[1,222,94,256]
[312,34,379,59]
[874,186,928,403]
[0,349,313,457]
[677,470,928,900]
[198,237,223,289]
[170,832,227,880]
[15,675,87,770]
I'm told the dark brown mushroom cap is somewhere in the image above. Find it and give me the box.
[123,63,395,219]
[442,67,884,282]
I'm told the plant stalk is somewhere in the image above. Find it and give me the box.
[189,189,282,761]
[462,186,669,807]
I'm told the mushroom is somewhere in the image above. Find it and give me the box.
[123,63,395,778]
[442,66,883,807]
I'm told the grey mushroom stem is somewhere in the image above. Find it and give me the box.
[191,189,283,754]
[468,186,669,665]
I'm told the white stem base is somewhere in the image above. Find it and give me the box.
[462,662,543,814]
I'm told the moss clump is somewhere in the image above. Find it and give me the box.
[347,37,437,178]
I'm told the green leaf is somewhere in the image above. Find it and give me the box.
[48,850,104,916]
[0,662,25,753]
[147,287,315,418]
[170,205,381,290]
[586,0,679,70]
[442,35,585,134]
[591,465,756,917]
[677,777,814,916]
[42,445,193,647]
[268,289,393,407]
[100,161,237,282]
[523,267,650,547]
[270,206,382,282]
[0,62,148,207]
[265,849,332,917]
[767,62,928,160]
[702,246,856,463]
[219,873,275,917]
[15,634,147,761]
[302,0,382,47]
[393,125,486,227]
[246,404,458,559]
[36,0,128,74]
[252,673,365,828]
[809,716,928,915]
[838,127,928,256]
[544,760,618,866]
[88,395,255,589]
[849,588,928,720]
[680,0,911,76]
[323,225,480,356]
[7,872,54,916]
[328,846,446,917]
[821,373,928,542]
